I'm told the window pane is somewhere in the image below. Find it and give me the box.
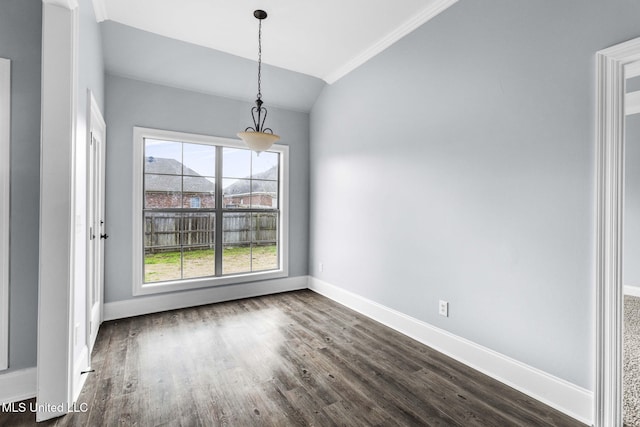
[183,143,215,177]
[183,176,215,208]
[182,213,215,279]
[223,147,251,179]
[139,133,285,288]
[250,180,278,209]
[251,244,278,271]
[223,212,251,275]
[145,174,182,208]
[252,151,278,180]
[145,140,182,174]
[223,178,250,208]
[251,212,278,271]
[144,212,182,283]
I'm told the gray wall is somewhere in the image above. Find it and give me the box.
[79,0,104,111]
[309,0,640,390]
[628,76,640,93]
[104,74,309,303]
[0,0,42,371]
[625,114,640,286]
[101,21,325,113]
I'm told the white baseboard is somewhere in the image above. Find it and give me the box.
[0,367,37,404]
[72,346,89,403]
[102,275,592,423]
[308,277,593,425]
[104,275,309,321]
[624,285,640,297]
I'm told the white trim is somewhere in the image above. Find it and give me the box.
[132,126,290,296]
[0,368,37,404]
[90,0,108,22]
[71,346,89,403]
[42,0,79,10]
[0,58,10,372]
[86,90,106,353]
[626,90,640,116]
[627,60,640,80]
[595,37,640,427]
[104,275,308,321]
[37,3,78,421]
[624,285,640,297]
[308,277,593,425]
[322,0,458,84]
[88,92,106,142]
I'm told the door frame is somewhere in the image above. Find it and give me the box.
[37,0,78,421]
[85,91,105,353]
[0,58,10,372]
[595,36,640,426]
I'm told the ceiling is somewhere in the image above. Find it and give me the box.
[101,21,326,112]
[92,0,457,84]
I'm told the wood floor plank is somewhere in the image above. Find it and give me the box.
[0,290,585,426]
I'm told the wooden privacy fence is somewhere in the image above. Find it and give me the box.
[144,211,277,253]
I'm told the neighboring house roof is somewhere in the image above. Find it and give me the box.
[225,192,276,198]
[144,157,278,195]
[145,156,186,175]
[224,166,278,195]
[145,157,215,193]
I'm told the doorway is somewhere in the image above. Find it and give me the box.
[595,37,640,426]
[86,92,106,352]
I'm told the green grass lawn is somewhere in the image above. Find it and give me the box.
[144,245,277,282]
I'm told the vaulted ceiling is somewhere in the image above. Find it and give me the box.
[93,0,457,84]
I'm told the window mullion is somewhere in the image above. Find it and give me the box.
[249,154,253,272]
[180,144,185,280]
[214,145,223,276]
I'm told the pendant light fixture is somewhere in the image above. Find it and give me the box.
[237,9,280,153]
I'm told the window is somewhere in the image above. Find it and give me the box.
[133,127,289,295]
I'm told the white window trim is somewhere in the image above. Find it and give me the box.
[0,58,10,371]
[132,127,289,296]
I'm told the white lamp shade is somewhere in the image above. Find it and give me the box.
[237,131,280,153]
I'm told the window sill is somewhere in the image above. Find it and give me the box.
[134,269,289,296]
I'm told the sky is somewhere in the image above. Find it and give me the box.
[144,138,278,187]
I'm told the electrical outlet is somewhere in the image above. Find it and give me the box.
[319,262,324,273]
[439,300,449,317]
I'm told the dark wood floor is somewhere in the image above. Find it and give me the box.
[1,290,583,426]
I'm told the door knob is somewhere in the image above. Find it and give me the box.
[100,234,109,239]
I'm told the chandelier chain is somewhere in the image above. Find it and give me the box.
[237,9,279,153]
[257,18,262,100]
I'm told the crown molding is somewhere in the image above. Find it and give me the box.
[323,0,458,84]
[42,0,78,10]
[91,0,108,22]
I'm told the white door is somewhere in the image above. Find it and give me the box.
[87,94,106,351]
